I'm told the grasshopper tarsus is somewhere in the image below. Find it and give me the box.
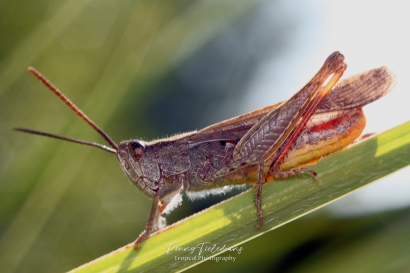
[272,168,317,179]
[133,230,148,249]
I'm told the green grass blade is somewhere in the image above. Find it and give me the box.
[70,121,410,273]
[290,209,410,273]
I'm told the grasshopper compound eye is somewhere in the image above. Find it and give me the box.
[129,141,147,161]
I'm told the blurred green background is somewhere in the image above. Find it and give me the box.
[1,1,410,272]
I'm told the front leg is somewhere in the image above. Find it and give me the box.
[133,178,183,249]
[134,191,161,249]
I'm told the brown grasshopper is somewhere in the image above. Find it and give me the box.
[15,52,396,248]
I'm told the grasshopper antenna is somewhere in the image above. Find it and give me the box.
[14,67,118,154]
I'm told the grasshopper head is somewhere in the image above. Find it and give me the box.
[118,140,161,196]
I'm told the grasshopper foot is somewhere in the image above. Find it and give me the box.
[272,167,317,179]
[133,230,150,249]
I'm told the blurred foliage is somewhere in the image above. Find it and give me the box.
[1,1,409,273]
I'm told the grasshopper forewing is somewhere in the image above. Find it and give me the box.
[14,52,396,249]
